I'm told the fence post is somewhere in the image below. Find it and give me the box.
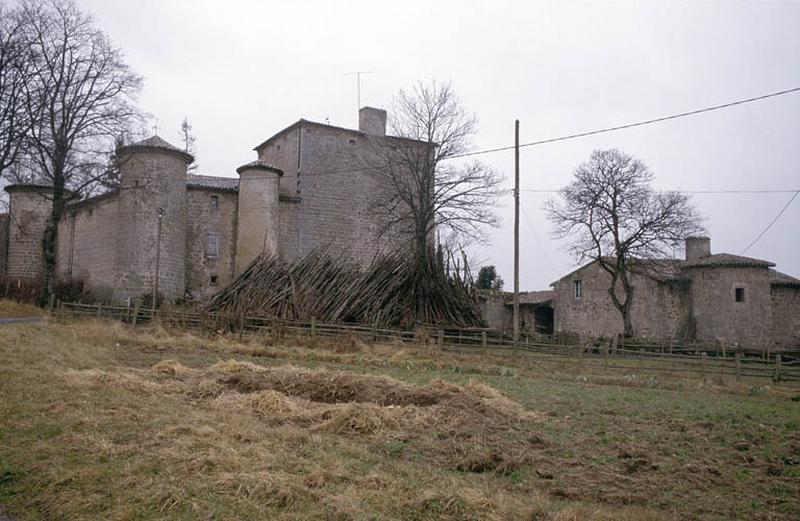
[603,339,609,367]
[701,353,707,382]
[735,352,742,382]
[774,354,782,385]
[437,329,444,350]
[481,331,487,355]
[132,301,140,326]
[47,294,55,313]
[371,322,378,344]
[96,303,102,318]
[611,335,617,356]
[310,316,317,338]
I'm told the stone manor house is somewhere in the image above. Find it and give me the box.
[0,107,422,302]
[481,237,800,349]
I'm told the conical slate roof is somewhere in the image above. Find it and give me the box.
[118,135,194,163]
[236,160,283,176]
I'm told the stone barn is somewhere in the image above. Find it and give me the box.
[549,237,800,349]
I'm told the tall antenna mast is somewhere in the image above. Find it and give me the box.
[342,70,374,113]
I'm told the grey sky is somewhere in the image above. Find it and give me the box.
[80,0,800,290]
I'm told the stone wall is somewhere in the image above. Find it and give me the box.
[116,148,188,301]
[479,291,510,332]
[185,188,238,300]
[56,193,122,300]
[684,266,772,347]
[0,213,8,275]
[5,186,50,280]
[770,285,800,349]
[258,122,415,266]
[552,262,685,340]
[278,197,299,262]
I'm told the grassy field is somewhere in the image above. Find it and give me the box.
[1,309,798,520]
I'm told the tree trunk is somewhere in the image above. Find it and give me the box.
[621,274,635,338]
[40,175,66,306]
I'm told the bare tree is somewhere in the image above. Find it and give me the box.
[15,0,143,302]
[179,117,197,174]
[369,81,503,313]
[0,3,35,178]
[545,149,704,337]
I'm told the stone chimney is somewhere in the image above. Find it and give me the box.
[685,236,711,261]
[359,107,386,136]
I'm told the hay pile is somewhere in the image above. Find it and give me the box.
[206,249,483,328]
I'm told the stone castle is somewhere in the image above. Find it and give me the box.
[0,107,422,302]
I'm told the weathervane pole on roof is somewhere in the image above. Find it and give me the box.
[343,70,374,113]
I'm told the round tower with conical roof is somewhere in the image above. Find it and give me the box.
[116,136,193,302]
[235,160,283,275]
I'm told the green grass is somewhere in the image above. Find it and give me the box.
[0,316,798,520]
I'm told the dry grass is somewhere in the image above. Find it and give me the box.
[0,299,45,317]
[1,317,799,520]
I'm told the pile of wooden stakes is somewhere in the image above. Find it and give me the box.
[207,249,484,328]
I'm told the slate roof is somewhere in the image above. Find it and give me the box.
[770,269,800,287]
[235,160,283,176]
[253,118,431,152]
[186,174,239,192]
[508,290,555,306]
[118,135,194,163]
[682,253,775,269]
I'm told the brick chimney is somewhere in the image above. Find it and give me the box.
[685,236,711,261]
[359,107,386,136]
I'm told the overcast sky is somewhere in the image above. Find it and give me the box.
[80,0,800,290]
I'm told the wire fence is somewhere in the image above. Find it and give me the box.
[53,300,800,386]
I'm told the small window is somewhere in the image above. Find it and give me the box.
[210,275,219,286]
[210,195,219,209]
[735,287,745,302]
[574,280,583,300]
[206,233,219,258]
[348,139,356,145]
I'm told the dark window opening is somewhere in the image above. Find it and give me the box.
[210,195,219,209]
[210,275,219,286]
[348,139,356,145]
[574,280,582,299]
[735,287,745,302]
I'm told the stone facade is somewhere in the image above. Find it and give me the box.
[549,238,800,349]
[0,108,423,303]
[0,213,9,275]
[5,186,51,280]
[254,107,418,265]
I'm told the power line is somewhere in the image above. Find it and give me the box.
[740,190,800,254]
[452,85,800,158]
[226,85,800,181]
[519,188,800,195]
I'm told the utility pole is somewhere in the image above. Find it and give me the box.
[153,206,164,313]
[513,120,520,349]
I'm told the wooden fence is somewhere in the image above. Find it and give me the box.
[53,301,800,385]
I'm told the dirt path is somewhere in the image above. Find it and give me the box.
[0,317,42,325]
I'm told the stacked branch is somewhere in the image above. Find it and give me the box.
[207,249,483,328]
